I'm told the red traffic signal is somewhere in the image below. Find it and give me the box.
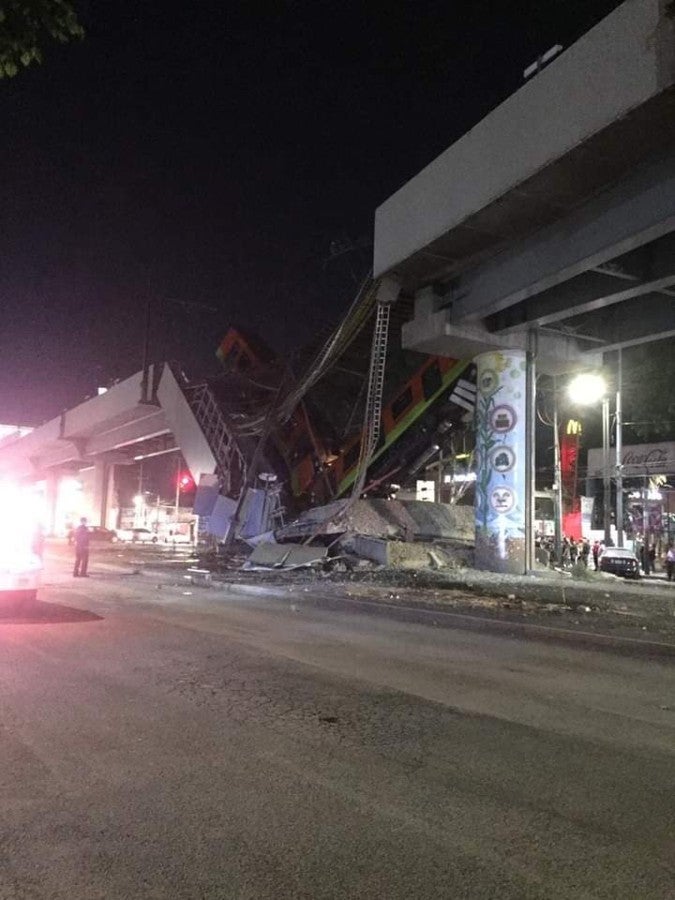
[177,472,194,491]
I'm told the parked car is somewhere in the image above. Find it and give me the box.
[117,527,158,544]
[87,526,118,543]
[599,547,640,579]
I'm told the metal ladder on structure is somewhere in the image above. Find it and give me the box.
[351,298,391,498]
[187,382,247,498]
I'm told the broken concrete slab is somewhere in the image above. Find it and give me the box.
[277,499,474,543]
[243,542,328,570]
[353,536,449,570]
[284,545,328,568]
[247,542,290,568]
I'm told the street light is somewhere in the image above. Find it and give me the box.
[568,372,611,544]
[567,367,624,548]
[547,372,606,566]
[567,372,606,406]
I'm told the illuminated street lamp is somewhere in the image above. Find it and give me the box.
[567,372,606,406]
[567,368,624,547]
[547,372,607,565]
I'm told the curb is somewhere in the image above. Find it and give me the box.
[312,593,675,658]
[77,560,675,659]
[224,582,675,660]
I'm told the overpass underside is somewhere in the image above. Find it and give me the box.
[373,0,675,572]
[373,0,675,368]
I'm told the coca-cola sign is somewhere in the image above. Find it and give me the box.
[586,442,675,478]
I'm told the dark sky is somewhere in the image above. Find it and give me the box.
[0,0,621,423]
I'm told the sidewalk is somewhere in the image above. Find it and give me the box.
[42,543,675,657]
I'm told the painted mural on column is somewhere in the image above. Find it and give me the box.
[474,350,527,573]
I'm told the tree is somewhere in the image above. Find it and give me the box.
[621,338,675,441]
[0,0,83,79]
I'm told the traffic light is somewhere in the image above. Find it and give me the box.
[177,472,194,492]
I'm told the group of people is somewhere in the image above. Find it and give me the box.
[538,535,593,568]
[537,532,675,579]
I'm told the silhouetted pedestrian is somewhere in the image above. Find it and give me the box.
[73,517,90,577]
[581,538,590,567]
[561,537,570,567]
[592,540,600,570]
[666,546,675,582]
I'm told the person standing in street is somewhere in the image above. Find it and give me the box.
[592,540,601,570]
[581,538,590,567]
[666,545,675,582]
[73,517,90,577]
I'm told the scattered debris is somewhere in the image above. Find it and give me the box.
[187,567,212,586]
[427,549,447,570]
[244,542,328,570]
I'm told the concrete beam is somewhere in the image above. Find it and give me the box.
[486,229,675,332]
[402,312,602,374]
[84,410,169,456]
[579,294,675,352]
[374,0,675,278]
[451,154,675,323]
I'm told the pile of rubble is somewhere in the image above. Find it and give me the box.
[216,498,476,574]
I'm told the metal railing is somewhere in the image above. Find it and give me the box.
[187,382,247,497]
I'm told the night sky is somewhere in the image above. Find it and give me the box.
[1,0,621,424]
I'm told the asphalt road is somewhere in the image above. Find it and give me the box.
[1,548,674,899]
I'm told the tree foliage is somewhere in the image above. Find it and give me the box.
[0,0,83,78]
[621,338,675,440]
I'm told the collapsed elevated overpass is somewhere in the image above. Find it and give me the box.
[0,362,246,532]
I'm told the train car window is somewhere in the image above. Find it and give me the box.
[391,386,413,420]
[422,361,442,400]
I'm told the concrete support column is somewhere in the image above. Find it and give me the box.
[92,460,109,528]
[44,470,59,536]
[106,464,118,530]
[474,350,528,573]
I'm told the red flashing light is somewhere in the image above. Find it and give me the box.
[177,473,194,491]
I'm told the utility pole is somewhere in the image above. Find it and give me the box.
[615,348,624,547]
[174,455,181,524]
[602,396,611,545]
[552,378,563,565]
[524,330,537,572]
[140,297,153,404]
[140,295,219,404]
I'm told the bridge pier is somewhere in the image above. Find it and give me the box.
[91,460,118,530]
[474,350,528,573]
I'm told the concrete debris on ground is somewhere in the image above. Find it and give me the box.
[348,535,465,570]
[243,542,328,570]
[276,499,474,543]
